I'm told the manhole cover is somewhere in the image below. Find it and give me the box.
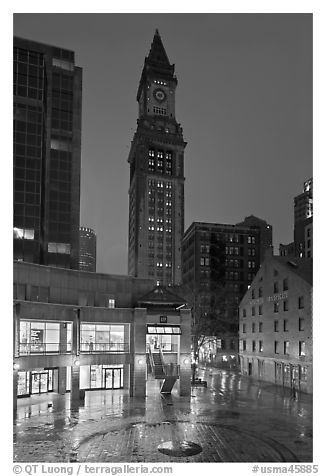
[157,440,202,457]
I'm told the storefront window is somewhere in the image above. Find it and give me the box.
[17,371,30,396]
[80,364,124,390]
[19,321,61,353]
[80,324,125,352]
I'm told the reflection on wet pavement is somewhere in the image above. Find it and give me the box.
[13,368,312,462]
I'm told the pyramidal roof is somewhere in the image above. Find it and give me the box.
[146,29,171,66]
[137,285,187,308]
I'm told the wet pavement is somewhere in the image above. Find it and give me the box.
[13,367,313,463]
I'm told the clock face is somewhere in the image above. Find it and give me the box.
[153,88,166,103]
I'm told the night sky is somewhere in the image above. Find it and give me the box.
[13,13,312,275]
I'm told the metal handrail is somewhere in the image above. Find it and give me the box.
[163,363,180,377]
[19,342,129,354]
[159,346,165,366]
[80,342,129,353]
[148,345,155,372]
[19,343,72,355]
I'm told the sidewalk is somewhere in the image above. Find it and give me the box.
[13,368,312,463]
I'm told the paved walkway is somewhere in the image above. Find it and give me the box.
[13,368,312,463]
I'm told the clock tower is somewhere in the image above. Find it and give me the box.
[128,30,186,285]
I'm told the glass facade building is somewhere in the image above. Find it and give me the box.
[13,37,82,269]
[79,227,97,272]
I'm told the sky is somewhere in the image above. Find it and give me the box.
[13,13,312,275]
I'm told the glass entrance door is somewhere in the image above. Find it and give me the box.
[104,369,113,389]
[104,368,123,389]
[31,370,53,394]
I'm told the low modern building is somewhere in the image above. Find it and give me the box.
[79,226,96,272]
[13,261,192,412]
[239,250,312,394]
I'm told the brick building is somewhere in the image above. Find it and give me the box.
[239,251,312,394]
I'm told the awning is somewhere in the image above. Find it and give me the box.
[147,325,181,335]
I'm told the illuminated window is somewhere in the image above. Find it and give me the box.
[299,341,305,356]
[52,58,74,71]
[259,340,263,352]
[48,242,71,254]
[107,298,115,308]
[284,341,289,355]
[153,106,167,116]
[299,366,307,381]
[50,139,71,151]
[13,227,34,240]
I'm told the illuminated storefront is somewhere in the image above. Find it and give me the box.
[80,324,126,352]
[80,365,124,390]
[146,325,180,352]
[19,321,72,354]
[17,369,55,397]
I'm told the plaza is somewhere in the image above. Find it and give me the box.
[13,367,312,463]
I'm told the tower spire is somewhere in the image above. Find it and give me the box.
[147,29,170,66]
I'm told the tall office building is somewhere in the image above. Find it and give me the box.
[294,178,313,258]
[79,227,97,272]
[181,219,273,361]
[279,178,313,258]
[13,37,82,269]
[127,30,186,286]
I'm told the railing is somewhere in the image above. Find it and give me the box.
[163,363,180,377]
[19,342,129,355]
[19,343,72,355]
[80,342,129,353]
[159,346,165,366]
[148,345,155,373]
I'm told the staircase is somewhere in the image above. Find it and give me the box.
[160,376,178,394]
[152,351,165,378]
[148,346,179,394]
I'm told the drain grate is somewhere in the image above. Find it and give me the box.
[157,440,202,457]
